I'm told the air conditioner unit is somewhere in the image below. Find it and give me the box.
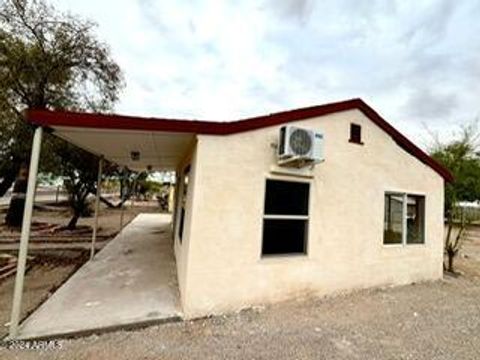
[278,125,324,167]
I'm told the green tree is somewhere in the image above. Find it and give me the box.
[48,142,119,229]
[0,0,123,226]
[430,123,480,272]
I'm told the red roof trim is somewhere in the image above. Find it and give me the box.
[25,98,453,182]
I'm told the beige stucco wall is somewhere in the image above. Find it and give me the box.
[173,141,198,309]
[178,109,445,317]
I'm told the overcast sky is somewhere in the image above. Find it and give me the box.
[52,0,480,148]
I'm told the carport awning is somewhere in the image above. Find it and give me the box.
[25,111,198,171]
[51,126,194,171]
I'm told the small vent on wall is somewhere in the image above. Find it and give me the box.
[349,123,363,145]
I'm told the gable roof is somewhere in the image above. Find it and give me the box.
[25,98,453,182]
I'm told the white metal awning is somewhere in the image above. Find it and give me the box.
[52,126,195,171]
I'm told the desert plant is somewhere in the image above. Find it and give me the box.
[430,122,480,272]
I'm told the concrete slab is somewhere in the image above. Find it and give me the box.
[16,213,182,339]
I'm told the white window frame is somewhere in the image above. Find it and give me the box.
[383,191,426,247]
[261,178,311,257]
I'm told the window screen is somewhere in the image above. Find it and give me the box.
[384,193,404,244]
[407,195,425,244]
[262,180,310,256]
[264,180,309,215]
[262,220,307,255]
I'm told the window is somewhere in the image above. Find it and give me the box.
[384,193,404,244]
[178,165,190,242]
[349,123,363,144]
[407,195,425,244]
[383,192,425,245]
[262,180,309,256]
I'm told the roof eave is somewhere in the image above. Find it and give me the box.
[23,98,454,183]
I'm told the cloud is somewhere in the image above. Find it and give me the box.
[405,87,458,119]
[401,0,457,45]
[267,0,313,23]
[52,0,480,147]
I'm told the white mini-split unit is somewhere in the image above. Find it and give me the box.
[277,125,324,167]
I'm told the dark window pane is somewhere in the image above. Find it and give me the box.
[350,123,362,143]
[178,208,185,240]
[384,193,403,244]
[262,219,307,255]
[407,195,425,244]
[264,180,309,215]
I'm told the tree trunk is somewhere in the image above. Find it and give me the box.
[98,195,128,208]
[66,212,80,230]
[117,195,129,208]
[444,217,455,273]
[66,187,91,229]
[99,195,116,208]
[0,168,17,197]
[447,252,454,273]
[5,164,28,227]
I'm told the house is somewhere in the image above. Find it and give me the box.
[17,98,452,323]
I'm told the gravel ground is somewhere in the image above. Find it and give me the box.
[1,224,479,359]
[1,274,479,360]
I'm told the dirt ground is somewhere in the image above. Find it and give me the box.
[457,226,480,277]
[0,251,87,339]
[0,200,160,241]
[1,224,480,359]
